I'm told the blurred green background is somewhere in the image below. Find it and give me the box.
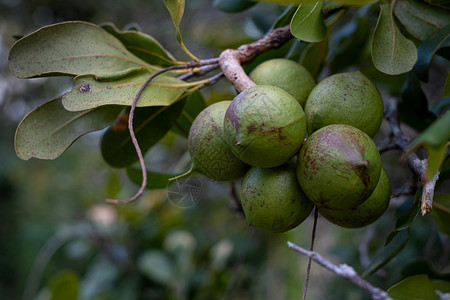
[1,1,448,299]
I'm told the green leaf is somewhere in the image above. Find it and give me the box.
[415,25,450,82]
[399,72,436,132]
[271,5,298,29]
[394,0,450,41]
[385,192,420,245]
[423,0,450,9]
[405,110,450,180]
[329,16,371,73]
[388,274,450,300]
[101,99,186,168]
[371,4,418,75]
[444,74,450,97]
[49,270,79,300]
[15,97,122,160]
[331,0,377,5]
[137,250,175,284]
[251,0,307,4]
[431,194,450,236]
[62,71,189,111]
[171,91,207,137]
[401,259,450,281]
[163,0,198,61]
[362,229,409,277]
[290,2,327,43]
[101,23,177,67]
[431,97,450,115]
[213,0,257,13]
[126,167,177,189]
[252,0,375,4]
[434,279,450,296]
[300,34,329,78]
[9,21,150,78]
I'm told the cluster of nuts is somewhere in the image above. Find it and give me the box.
[187,59,390,232]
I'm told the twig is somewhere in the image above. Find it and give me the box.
[177,63,220,81]
[303,207,318,300]
[421,170,439,215]
[105,63,210,205]
[219,25,293,93]
[384,96,440,214]
[218,8,345,93]
[287,241,393,300]
[435,290,450,300]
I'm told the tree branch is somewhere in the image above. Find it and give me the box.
[104,26,296,204]
[219,25,293,93]
[303,207,318,300]
[384,96,439,215]
[287,241,393,300]
[105,62,221,205]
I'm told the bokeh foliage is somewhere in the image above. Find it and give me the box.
[1,0,449,299]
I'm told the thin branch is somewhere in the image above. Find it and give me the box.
[104,58,226,204]
[421,171,440,215]
[219,25,293,93]
[287,241,393,300]
[105,64,203,205]
[384,96,440,215]
[303,207,318,300]
[177,63,220,81]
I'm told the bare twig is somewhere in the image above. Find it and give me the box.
[287,241,393,300]
[105,62,218,205]
[177,63,220,81]
[435,290,450,300]
[421,170,439,215]
[103,25,301,204]
[303,207,318,300]
[219,25,293,93]
[384,96,440,214]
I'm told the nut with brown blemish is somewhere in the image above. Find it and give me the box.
[297,124,382,210]
[223,85,306,168]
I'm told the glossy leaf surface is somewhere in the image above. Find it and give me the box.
[171,91,206,137]
[415,24,450,82]
[212,0,257,12]
[251,0,376,4]
[100,99,186,168]
[163,0,197,60]
[290,2,327,42]
[444,74,450,97]
[399,72,436,131]
[432,194,450,236]
[362,230,409,277]
[405,110,450,180]
[101,23,177,67]
[394,0,450,41]
[388,274,450,300]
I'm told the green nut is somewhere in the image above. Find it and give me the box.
[188,101,249,181]
[223,85,306,168]
[297,124,382,210]
[241,161,314,233]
